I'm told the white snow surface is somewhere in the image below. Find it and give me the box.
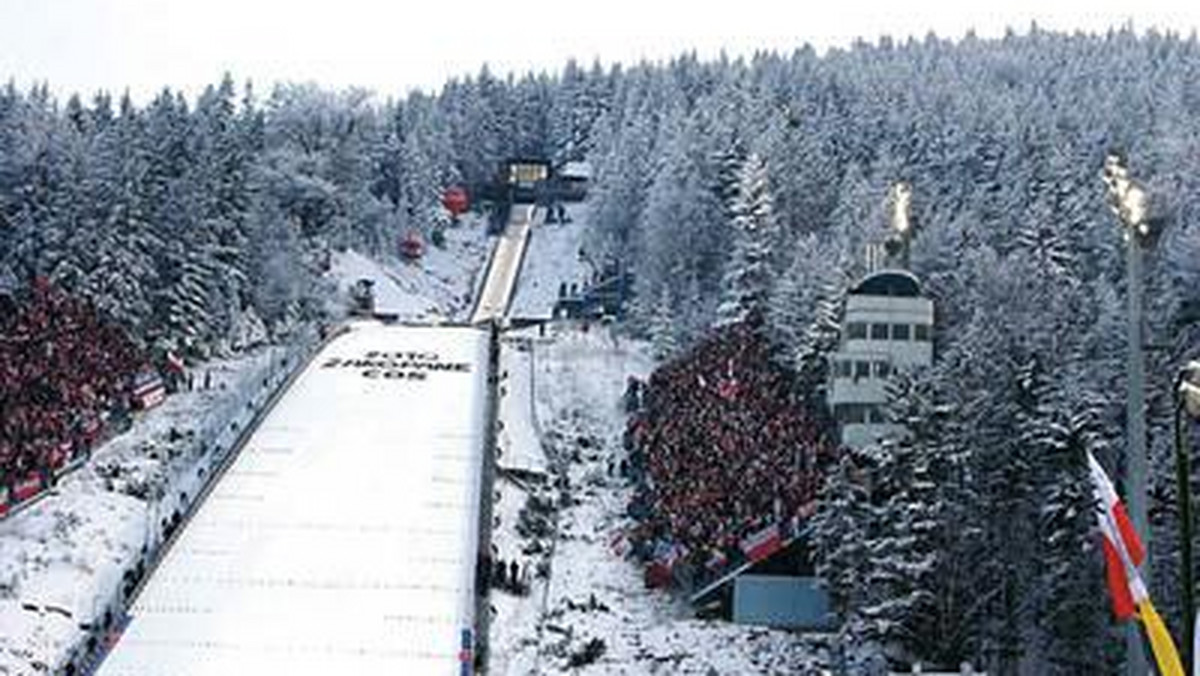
[495,338,544,477]
[508,204,591,319]
[487,325,830,674]
[329,219,490,322]
[98,324,490,676]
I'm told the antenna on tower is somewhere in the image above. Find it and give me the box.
[864,242,885,274]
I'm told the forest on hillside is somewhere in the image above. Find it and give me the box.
[5,25,1200,672]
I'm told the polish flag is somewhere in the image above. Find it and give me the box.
[1087,452,1185,676]
[1086,452,1145,620]
[740,523,782,562]
[705,548,729,571]
[14,473,43,502]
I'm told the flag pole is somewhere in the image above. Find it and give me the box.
[1174,376,1194,674]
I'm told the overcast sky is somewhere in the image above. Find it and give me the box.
[2,0,1199,104]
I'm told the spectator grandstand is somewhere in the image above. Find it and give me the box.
[0,278,144,511]
[625,321,833,589]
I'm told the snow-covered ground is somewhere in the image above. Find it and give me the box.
[495,338,545,477]
[328,218,491,322]
[508,204,592,320]
[0,344,307,675]
[488,325,830,674]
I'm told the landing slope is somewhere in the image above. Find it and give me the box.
[98,324,490,676]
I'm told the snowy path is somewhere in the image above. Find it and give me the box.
[508,204,591,319]
[495,338,545,476]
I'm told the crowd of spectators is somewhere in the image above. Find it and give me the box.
[0,278,144,491]
[624,320,834,586]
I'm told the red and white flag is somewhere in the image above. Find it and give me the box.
[132,370,166,410]
[14,473,43,502]
[1087,452,1185,676]
[1086,451,1146,620]
[740,523,782,562]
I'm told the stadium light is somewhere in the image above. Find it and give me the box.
[1103,152,1154,241]
[885,182,915,270]
[890,182,912,235]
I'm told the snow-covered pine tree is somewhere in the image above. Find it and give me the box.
[648,285,680,361]
[1028,393,1116,673]
[190,75,253,345]
[881,368,982,667]
[245,194,305,336]
[715,153,778,327]
[811,447,875,619]
[584,92,656,261]
[630,107,724,335]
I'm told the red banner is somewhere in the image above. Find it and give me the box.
[132,370,166,410]
[740,523,782,563]
[14,473,43,502]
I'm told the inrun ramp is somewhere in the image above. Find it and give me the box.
[98,324,490,676]
[470,204,536,323]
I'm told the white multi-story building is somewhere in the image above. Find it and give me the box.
[829,269,934,449]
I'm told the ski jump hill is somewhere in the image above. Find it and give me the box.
[97,207,539,675]
[470,204,536,325]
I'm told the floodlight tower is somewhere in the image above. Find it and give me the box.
[1102,151,1151,676]
[886,182,914,269]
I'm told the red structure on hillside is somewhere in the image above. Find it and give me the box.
[399,231,425,261]
[442,186,469,221]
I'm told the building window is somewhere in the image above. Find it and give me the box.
[915,324,931,342]
[868,406,888,424]
[875,361,892,378]
[836,360,852,378]
[854,361,871,380]
[848,322,867,339]
[870,323,889,340]
[837,404,866,424]
[891,323,910,341]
